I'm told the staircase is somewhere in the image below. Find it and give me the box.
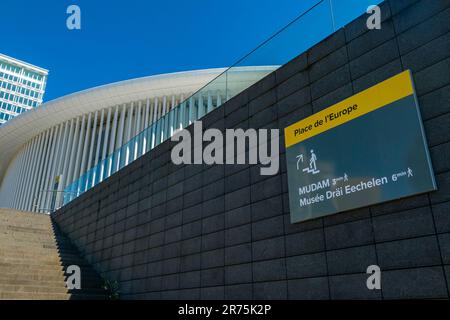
[0,208,107,300]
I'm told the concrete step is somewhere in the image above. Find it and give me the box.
[0,257,88,267]
[0,213,51,219]
[0,234,59,243]
[0,262,96,274]
[0,249,81,259]
[0,215,49,221]
[0,265,102,279]
[0,273,66,283]
[0,243,60,252]
[0,209,51,218]
[0,225,53,233]
[0,252,86,262]
[0,291,73,300]
[0,291,106,300]
[0,229,60,238]
[0,243,77,254]
[0,209,106,300]
[0,216,52,226]
[0,284,74,294]
[0,258,96,270]
[0,253,84,265]
[0,227,55,235]
[0,249,78,259]
[0,222,53,230]
[0,238,74,249]
[0,272,103,284]
[0,274,103,288]
[0,283,107,294]
[0,262,99,277]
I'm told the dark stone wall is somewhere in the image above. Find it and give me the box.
[53,0,450,299]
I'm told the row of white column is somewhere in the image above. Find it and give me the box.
[0,90,228,212]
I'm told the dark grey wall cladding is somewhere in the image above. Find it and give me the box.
[53,0,450,299]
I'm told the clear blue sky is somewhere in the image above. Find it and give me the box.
[0,0,380,101]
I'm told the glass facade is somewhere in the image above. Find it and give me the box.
[0,53,48,125]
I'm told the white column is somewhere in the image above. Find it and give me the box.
[198,93,204,119]
[11,142,27,208]
[178,93,185,130]
[46,123,64,211]
[140,100,146,132]
[134,101,142,159]
[19,137,38,210]
[10,154,23,207]
[116,104,126,149]
[125,102,134,143]
[94,109,105,167]
[143,98,150,153]
[116,104,126,169]
[145,98,151,127]
[80,112,93,176]
[155,100,162,146]
[100,107,112,180]
[188,96,195,125]
[109,105,119,154]
[151,97,158,148]
[54,121,70,208]
[207,91,213,113]
[86,111,98,175]
[169,95,176,137]
[136,101,142,134]
[6,147,22,208]
[108,105,119,176]
[124,103,134,165]
[13,141,31,209]
[65,117,80,189]
[216,90,222,108]
[39,126,58,211]
[60,120,75,195]
[29,130,49,211]
[152,97,158,122]
[63,118,79,188]
[58,119,75,206]
[72,114,87,188]
[131,107,136,139]
[2,154,17,207]
[146,98,154,151]
[32,130,51,211]
[92,109,105,186]
[161,96,169,142]
[12,152,24,207]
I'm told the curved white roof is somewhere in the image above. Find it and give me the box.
[0,66,276,182]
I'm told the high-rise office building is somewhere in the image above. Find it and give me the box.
[0,53,48,125]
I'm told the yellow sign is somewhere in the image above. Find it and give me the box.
[284,70,415,148]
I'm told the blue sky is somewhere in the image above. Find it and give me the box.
[0,0,380,101]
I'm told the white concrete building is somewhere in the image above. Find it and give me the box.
[0,67,275,212]
[0,53,48,124]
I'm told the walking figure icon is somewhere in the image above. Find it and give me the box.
[407,167,413,177]
[303,149,320,175]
